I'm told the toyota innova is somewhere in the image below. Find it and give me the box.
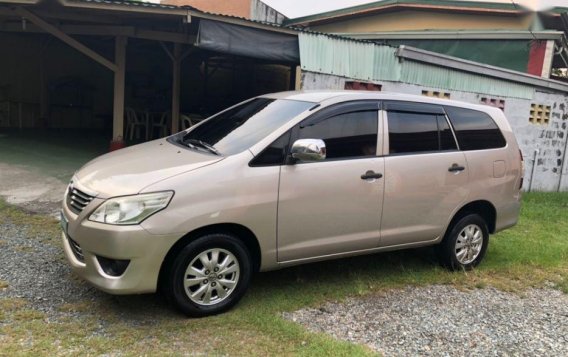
[61,91,523,316]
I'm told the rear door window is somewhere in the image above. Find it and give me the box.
[386,102,458,154]
[444,106,506,150]
[387,111,439,154]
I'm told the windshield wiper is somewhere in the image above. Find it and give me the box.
[184,138,221,156]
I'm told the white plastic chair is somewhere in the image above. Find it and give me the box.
[125,108,146,140]
[0,101,9,127]
[180,114,194,130]
[152,111,169,138]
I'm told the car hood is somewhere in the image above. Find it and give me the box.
[75,139,223,198]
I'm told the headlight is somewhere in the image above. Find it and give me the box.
[89,191,173,225]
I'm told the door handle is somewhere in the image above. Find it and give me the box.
[361,170,383,180]
[448,163,465,173]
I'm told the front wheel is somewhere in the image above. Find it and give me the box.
[165,233,252,317]
[438,214,489,271]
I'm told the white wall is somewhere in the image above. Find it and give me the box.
[300,70,568,191]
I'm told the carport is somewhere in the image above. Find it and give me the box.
[0,0,300,147]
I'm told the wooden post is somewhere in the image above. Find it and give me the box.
[39,53,47,126]
[112,36,126,141]
[171,43,181,134]
[294,66,302,90]
[288,65,296,90]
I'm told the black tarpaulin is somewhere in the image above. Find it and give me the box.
[196,19,299,63]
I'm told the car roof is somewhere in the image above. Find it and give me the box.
[261,90,500,115]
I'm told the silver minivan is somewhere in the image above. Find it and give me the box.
[61,91,523,316]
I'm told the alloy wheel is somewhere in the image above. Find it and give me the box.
[184,248,240,306]
[455,224,484,265]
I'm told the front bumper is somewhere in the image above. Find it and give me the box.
[61,199,181,295]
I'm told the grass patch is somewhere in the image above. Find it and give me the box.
[0,193,567,355]
[0,199,60,244]
[0,298,28,322]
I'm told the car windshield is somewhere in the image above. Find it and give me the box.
[177,98,314,156]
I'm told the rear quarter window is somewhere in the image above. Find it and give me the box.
[444,106,506,150]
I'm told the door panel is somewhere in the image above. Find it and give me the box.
[277,158,385,261]
[380,152,468,246]
[380,104,469,247]
[277,102,383,262]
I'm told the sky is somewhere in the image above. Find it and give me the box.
[261,0,567,19]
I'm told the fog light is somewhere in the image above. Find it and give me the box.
[97,256,130,277]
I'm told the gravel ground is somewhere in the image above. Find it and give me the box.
[0,216,173,323]
[285,285,568,356]
[0,221,104,316]
[2,202,567,355]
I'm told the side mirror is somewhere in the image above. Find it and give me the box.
[290,139,326,162]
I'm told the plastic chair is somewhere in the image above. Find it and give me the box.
[152,112,169,138]
[125,108,146,140]
[180,114,194,130]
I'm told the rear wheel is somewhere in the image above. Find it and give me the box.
[438,213,489,271]
[165,233,252,317]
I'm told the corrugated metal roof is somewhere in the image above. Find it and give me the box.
[397,46,568,94]
[299,33,399,81]
[299,33,545,99]
[399,61,534,99]
[333,30,565,40]
[64,0,301,33]
[545,7,568,15]
[7,0,566,98]
[285,0,528,26]
[73,0,185,11]
[64,0,394,41]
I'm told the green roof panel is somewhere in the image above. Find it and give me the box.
[299,33,535,99]
[399,60,534,99]
[299,32,400,81]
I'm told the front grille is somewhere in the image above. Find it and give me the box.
[66,186,95,214]
[67,236,85,262]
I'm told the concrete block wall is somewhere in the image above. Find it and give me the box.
[300,71,568,192]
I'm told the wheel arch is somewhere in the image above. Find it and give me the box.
[446,200,497,237]
[158,223,262,291]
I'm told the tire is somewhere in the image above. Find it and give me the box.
[438,213,489,271]
[165,233,252,317]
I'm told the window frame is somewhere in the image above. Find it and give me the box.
[248,100,382,167]
[287,100,381,164]
[443,105,507,151]
[437,113,461,152]
[383,101,460,156]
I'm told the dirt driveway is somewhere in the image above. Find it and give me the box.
[0,162,67,216]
